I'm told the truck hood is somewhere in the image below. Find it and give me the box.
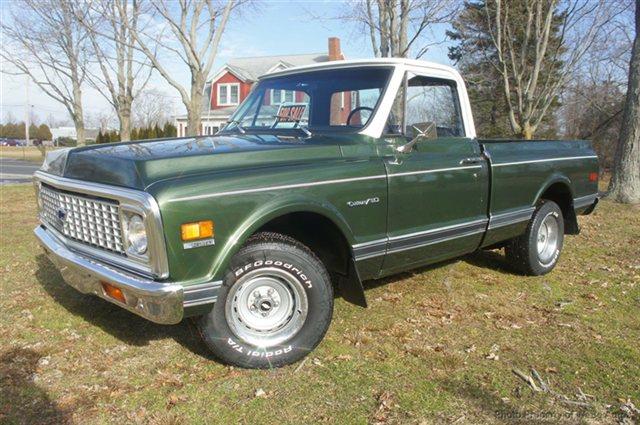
[45,134,359,190]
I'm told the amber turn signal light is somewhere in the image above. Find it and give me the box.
[588,172,598,182]
[181,220,214,241]
[101,282,126,304]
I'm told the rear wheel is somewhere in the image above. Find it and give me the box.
[197,232,333,369]
[506,201,564,275]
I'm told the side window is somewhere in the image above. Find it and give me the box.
[405,76,464,138]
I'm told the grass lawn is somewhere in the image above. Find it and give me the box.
[1,183,638,424]
[0,147,56,163]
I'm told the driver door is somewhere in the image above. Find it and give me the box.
[380,73,489,275]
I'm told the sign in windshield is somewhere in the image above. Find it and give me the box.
[273,103,308,129]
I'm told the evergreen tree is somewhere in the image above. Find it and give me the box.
[131,127,139,140]
[147,125,157,139]
[2,123,18,138]
[16,122,26,139]
[96,130,104,144]
[28,123,39,140]
[154,123,162,138]
[163,122,177,137]
[37,124,52,140]
[9,123,20,138]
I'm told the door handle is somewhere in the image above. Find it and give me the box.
[459,157,484,165]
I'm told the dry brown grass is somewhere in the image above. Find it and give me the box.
[1,184,638,424]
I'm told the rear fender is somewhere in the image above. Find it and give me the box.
[534,174,579,234]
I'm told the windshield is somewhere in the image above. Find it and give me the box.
[222,67,393,134]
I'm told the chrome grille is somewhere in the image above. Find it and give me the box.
[39,184,125,254]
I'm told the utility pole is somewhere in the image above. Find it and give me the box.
[24,76,30,160]
[25,76,31,142]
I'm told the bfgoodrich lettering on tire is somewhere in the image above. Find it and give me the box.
[197,232,333,368]
[506,200,564,276]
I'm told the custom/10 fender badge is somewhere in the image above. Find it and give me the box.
[347,197,380,207]
[184,238,215,249]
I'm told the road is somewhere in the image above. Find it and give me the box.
[0,157,40,184]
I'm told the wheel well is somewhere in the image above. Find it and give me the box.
[256,212,351,279]
[539,183,579,234]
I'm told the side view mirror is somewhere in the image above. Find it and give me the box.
[396,122,436,153]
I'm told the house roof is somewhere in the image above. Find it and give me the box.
[210,53,330,83]
[175,106,238,121]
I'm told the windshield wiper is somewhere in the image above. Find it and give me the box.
[225,120,246,134]
[298,126,312,138]
[272,115,312,138]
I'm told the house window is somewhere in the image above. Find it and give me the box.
[284,90,294,103]
[218,83,240,106]
[270,89,295,105]
[272,89,282,105]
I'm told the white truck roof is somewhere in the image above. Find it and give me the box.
[261,58,475,139]
[264,58,463,80]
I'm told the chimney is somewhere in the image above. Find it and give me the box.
[328,37,345,125]
[328,37,343,61]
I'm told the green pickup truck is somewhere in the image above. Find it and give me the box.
[34,59,599,368]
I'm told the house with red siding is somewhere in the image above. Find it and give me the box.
[175,38,344,137]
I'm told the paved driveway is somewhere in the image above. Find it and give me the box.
[0,157,40,184]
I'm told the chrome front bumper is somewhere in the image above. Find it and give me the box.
[35,225,220,324]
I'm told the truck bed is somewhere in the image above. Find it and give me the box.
[479,139,599,248]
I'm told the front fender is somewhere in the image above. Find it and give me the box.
[208,194,356,280]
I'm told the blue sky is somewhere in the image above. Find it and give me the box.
[1,1,454,125]
[218,1,452,62]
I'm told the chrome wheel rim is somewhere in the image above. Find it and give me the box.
[537,213,559,265]
[225,267,308,347]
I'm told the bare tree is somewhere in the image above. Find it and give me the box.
[483,0,625,139]
[559,4,633,169]
[124,0,241,136]
[79,0,152,141]
[608,0,640,204]
[342,0,456,58]
[132,88,175,128]
[85,110,118,133]
[1,0,90,145]
[561,79,625,167]
[3,111,17,125]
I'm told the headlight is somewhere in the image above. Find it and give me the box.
[126,214,148,255]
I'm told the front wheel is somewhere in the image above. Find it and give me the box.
[505,200,564,275]
[197,232,333,369]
